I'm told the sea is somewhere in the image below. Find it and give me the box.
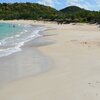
[0,22,45,57]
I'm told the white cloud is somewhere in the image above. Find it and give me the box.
[38,0,100,10]
[95,0,100,7]
[38,0,60,7]
[65,0,100,10]
[66,0,91,10]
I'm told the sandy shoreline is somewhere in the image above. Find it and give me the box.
[0,20,100,100]
[0,21,55,86]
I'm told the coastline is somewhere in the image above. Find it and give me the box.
[0,20,100,100]
[0,21,55,87]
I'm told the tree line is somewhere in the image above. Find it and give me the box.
[0,3,100,24]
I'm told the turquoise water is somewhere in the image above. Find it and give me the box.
[0,23,45,57]
[0,23,23,39]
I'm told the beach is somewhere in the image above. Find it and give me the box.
[0,20,100,100]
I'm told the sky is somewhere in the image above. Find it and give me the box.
[0,0,100,11]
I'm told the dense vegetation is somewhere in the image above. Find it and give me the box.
[60,6,86,14]
[0,3,100,24]
[0,3,59,20]
[60,6,100,24]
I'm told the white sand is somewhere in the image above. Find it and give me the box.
[0,20,100,100]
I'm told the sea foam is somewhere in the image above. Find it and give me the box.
[0,24,46,58]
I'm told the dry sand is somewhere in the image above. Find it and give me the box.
[0,20,100,100]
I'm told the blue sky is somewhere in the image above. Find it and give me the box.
[0,0,100,11]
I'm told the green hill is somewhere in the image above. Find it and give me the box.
[60,6,87,14]
[0,3,59,20]
[0,3,100,24]
[60,6,100,23]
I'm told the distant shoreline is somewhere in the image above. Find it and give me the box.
[0,19,99,25]
[0,3,100,24]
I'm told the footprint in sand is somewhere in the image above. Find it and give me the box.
[88,81,100,88]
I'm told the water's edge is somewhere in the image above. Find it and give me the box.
[0,23,47,58]
[0,23,55,87]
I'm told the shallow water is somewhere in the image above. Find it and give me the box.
[0,23,46,57]
[0,23,22,39]
[0,23,53,87]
